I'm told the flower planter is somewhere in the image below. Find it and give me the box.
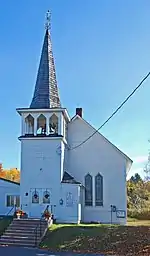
[16,214,21,219]
[14,209,28,219]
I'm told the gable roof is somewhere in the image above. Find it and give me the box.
[70,114,133,166]
[62,171,81,185]
[0,177,20,185]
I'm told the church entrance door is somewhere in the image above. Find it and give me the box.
[29,188,51,218]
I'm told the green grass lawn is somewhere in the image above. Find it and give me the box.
[40,220,150,255]
[0,216,12,236]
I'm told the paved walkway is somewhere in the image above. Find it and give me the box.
[0,246,105,256]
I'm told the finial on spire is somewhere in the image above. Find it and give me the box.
[45,10,51,30]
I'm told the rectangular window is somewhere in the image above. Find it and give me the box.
[6,195,13,207]
[6,195,20,207]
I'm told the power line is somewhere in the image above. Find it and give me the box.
[70,71,150,151]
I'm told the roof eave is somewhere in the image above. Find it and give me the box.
[16,107,70,121]
[0,177,20,186]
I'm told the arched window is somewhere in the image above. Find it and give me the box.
[49,114,58,134]
[25,114,34,134]
[43,190,50,204]
[85,174,93,206]
[95,173,103,206]
[37,114,46,135]
[32,190,39,204]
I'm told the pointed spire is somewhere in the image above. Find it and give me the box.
[30,11,61,109]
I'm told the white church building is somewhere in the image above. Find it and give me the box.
[0,13,132,224]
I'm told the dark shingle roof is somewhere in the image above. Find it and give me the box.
[0,177,20,185]
[30,29,61,109]
[62,171,81,184]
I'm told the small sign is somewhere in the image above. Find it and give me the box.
[66,192,73,207]
[116,210,126,218]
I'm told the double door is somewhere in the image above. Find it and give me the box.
[29,188,51,218]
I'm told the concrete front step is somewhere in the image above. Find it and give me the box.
[13,218,44,221]
[5,229,42,233]
[10,222,45,225]
[10,223,47,228]
[0,241,39,247]
[12,220,46,224]
[10,220,47,224]
[9,225,46,229]
[8,223,46,228]
[11,220,46,223]
[0,238,40,245]
[9,226,47,230]
[0,218,48,247]
[0,241,37,247]
[6,230,43,234]
[11,221,46,225]
[0,238,41,247]
[5,230,43,235]
[1,234,41,239]
[13,219,46,222]
[6,229,46,235]
[0,236,40,242]
[6,230,45,236]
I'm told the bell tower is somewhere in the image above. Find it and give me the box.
[17,11,70,218]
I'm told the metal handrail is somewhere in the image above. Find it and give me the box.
[34,216,43,247]
[0,205,16,237]
[34,206,48,247]
[1,204,16,218]
[6,205,15,216]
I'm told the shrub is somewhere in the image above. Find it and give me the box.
[128,208,150,220]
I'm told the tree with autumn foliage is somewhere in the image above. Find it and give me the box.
[127,173,150,219]
[0,163,20,183]
[144,151,150,181]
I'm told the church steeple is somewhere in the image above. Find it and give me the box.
[30,11,61,109]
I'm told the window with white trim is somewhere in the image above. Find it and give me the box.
[43,190,50,204]
[85,174,93,206]
[32,190,39,204]
[6,195,20,207]
[95,173,103,206]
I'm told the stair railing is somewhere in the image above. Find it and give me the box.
[1,204,16,219]
[0,205,16,237]
[34,206,48,247]
[34,216,44,247]
[6,205,15,216]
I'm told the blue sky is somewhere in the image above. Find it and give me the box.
[0,0,150,178]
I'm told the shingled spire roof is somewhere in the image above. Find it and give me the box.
[30,11,61,109]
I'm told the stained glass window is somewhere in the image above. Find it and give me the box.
[85,174,93,206]
[95,173,103,206]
